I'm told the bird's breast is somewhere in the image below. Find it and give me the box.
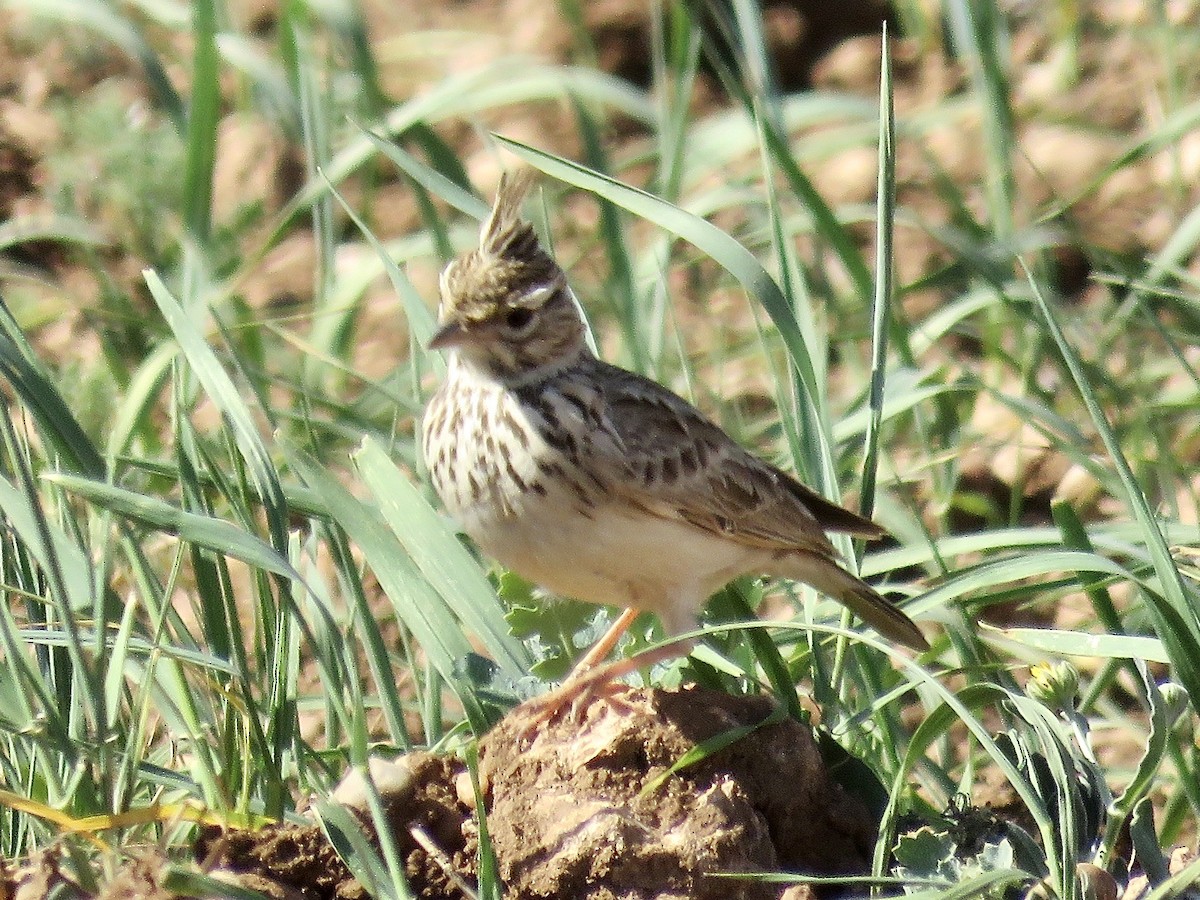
[422,366,597,527]
[422,367,765,627]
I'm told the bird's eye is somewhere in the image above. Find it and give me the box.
[504,308,535,333]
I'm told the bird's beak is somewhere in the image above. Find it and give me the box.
[428,321,468,351]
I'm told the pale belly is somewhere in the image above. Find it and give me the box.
[461,497,753,635]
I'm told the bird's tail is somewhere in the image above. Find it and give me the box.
[776,551,929,652]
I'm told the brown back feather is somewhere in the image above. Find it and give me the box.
[585,361,885,555]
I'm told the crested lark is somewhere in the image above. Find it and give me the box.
[422,173,928,701]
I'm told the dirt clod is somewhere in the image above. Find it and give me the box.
[177,688,877,900]
[197,752,474,900]
[196,821,355,900]
[477,685,876,899]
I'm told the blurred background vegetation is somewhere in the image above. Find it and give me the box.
[0,0,1198,896]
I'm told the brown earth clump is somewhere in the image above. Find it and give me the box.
[477,685,875,900]
[30,687,877,899]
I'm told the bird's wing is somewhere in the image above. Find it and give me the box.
[585,363,884,555]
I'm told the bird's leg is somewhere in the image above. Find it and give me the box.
[516,608,697,741]
[512,606,641,740]
[570,606,642,674]
[559,637,698,719]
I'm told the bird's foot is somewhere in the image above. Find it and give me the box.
[514,666,632,744]
[514,638,696,745]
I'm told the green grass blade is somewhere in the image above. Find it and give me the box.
[284,444,493,733]
[277,62,654,234]
[753,103,832,494]
[355,438,529,679]
[294,25,342,375]
[323,174,442,369]
[0,301,105,478]
[105,344,176,466]
[215,32,298,133]
[495,137,824,421]
[13,0,184,130]
[652,4,702,202]
[946,0,1015,239]
[0,214,106,252]
[1026,263,1200,704]
[570,97,645,371]
[321,521,411,748]
[42,472,305,584]
[1144,200,1200,286]
[0,475,93,616]
[145,270,290,551]
[0,468,100,739]
[181,0,219,247]
[861,31,896,520]
[756,108,874,305]
[996,628,1167,662]
[727,0,780,121]
[356,128,489,222]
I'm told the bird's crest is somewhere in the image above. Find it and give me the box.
[480,169,539,262]
[439,170,564,326]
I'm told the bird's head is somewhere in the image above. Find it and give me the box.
[430,172,589,382]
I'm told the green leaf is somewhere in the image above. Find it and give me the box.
[145,270,290,551]
[1027,263,1200,706]
[356,127,489,222]
[324,173,442,369]
[642,704,786,796]
[284,443,493,732]
[12,0,184,130]
[354,438,529,679]
[0,475,94,614]
[0,303,105,478]
[181,0,219,244]
[42,472,305,585]
[0,214,107,252]
[279,61,654,234]
[1103,665,1184,858]
[992,627,1168,663]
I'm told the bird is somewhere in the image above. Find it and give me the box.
[421,172,928,713]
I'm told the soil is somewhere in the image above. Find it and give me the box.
[0,688,876,899]
[478,687,873,900]
[6,686,1179,899]
[212,687,876,900]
